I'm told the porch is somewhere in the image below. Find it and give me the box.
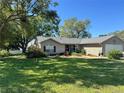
[65,45,80,52]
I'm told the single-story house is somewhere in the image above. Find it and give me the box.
[28,35,124,56]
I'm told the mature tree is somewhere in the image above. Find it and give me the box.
[36,14,60,37]
[0,0,57,32]
[0,22,14,50]
[11,20,35,53]
[60,17,91,38]
[0,0,60,52]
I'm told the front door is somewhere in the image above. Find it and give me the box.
[65,45,70,52]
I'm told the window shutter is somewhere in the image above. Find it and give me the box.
[44,46,46,52]
[54,46,56,52]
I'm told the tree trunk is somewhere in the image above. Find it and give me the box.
[0,23,5,42]
[21,42,28,53]
[22,47,26,53]
[0,23,5,33]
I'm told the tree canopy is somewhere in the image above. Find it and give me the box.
[0,0,60,52]
[60,17,91,38]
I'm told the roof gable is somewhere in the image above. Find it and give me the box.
[101,35,124,44]
[37,36,81,44]
[38,38,62,44]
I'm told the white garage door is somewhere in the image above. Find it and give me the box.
[105,44,123,54]
[84,47,102,56]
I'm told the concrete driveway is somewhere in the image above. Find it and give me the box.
[60,55,107,59]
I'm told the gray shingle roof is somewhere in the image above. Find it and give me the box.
[36,35,115,45]
[80,35,114,44]
[37,36,48,43]
[37,36,82,44]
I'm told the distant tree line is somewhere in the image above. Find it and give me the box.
[109,30,124,40]
[99,30,124,40]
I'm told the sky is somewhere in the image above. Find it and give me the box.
[53,0,124,37]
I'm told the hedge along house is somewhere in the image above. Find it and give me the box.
[28,35,124,56]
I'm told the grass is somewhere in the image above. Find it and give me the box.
[0,56,124,93]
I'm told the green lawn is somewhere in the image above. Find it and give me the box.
[0,56,124,93]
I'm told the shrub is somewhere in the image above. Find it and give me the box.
[26,45,46,58]
[72,52,82,56]
[68,51,72,55]
[75,49,81,53]
[81,49,86,55]
[72,52,78,55]
[59,53,65,56]
[107,49,122,59]
[64,51,72,56]
[0,50,9,57]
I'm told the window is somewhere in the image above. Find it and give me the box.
[44,45,56,53]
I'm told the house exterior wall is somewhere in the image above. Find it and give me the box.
[40,39,65,54]
[102,37,124,55]
[27,39,35,48]
[28,36,124,56]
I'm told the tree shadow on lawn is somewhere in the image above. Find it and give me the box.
[0,57,124,92]
[55,58,124,86]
